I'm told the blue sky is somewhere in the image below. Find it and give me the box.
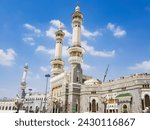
[0,0,150,98]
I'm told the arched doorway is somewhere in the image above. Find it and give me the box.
[123,104,128,113]
[92,99,96,112]
[145,95,150,107]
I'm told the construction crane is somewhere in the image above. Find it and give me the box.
[103,64,109,82]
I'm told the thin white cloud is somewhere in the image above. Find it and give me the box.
[0,48,16,66]
[40,66,49,72]
[81,25,102,38]
[81,41,115,57]
[28,72,41,81]
[129,60,150,71]
[50,19,65,28]
[46,26,57,39]
[22,37,35,46]
[35,45,55,56]
[46,19,71,39]
[35,45,68,57]
[23,23,41,35]
[107,22,126,38]
[82,63,92,70]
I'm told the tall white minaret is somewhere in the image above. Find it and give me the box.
[51,24,65,76]
[67,5,85,113]
[68,5,85,83]
[19,63,28,98]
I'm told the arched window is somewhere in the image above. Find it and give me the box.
[0,106,1,110]
[30,106,32,110]
[2,106,4,110]
[22,106,26,110]
[89,102,91,112]
[145,95,150,107]
[35,106,39,113]
[9,106,11,110]
[5,106,8,110]
[92,99,96,112]
[123,104,128,113]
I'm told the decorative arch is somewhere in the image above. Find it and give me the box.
[122,104,128,113]
[145,95,150,107]
[92,99,96,112]
[9,106,11,110]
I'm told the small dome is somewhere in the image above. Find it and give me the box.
[75,5,80,12]
[24,63,28,69]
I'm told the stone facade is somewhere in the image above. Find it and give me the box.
[0,92,48,113]
[48,5,150,113]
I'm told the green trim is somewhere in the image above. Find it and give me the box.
[116,93,132,97]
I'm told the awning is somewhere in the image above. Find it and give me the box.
[116,93,132,98]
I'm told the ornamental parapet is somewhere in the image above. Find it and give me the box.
[51,59,64,65]
[68,56,83,64]
[68,46,85,54]
[102,73,150,87]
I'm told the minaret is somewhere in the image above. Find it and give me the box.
[67,5,85,113]
[19,63,28,98]
[15,64,28,112]
[51,24,65,76]
[68,5,85,83]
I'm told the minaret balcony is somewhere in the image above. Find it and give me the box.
[51,59,64,66]
[68,46,85,54]
[68,56,83,64]
[51,68,63,74]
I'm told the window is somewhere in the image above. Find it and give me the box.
[123,104,128,113]
[9,106,11,110]
[122,87,126,90]
[145,95,150,107]
[77,77,79,82]
[89,103,91,112]
[91,91,96,94]
[92,99,96,112]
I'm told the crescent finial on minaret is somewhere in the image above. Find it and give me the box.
[59,22,63,30]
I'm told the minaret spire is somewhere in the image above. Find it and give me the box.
[51,24,65,76]
[68,5,84,68]
[67,6,85,113]
[19,63,28,98]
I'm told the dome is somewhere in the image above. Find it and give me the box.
[75,5,80,12]
[24,63,28,69]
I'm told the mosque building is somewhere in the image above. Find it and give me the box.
[48,5,150,113]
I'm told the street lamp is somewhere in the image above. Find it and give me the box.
[43,74,50,113]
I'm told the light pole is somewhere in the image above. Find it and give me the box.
[43,74,50,113]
